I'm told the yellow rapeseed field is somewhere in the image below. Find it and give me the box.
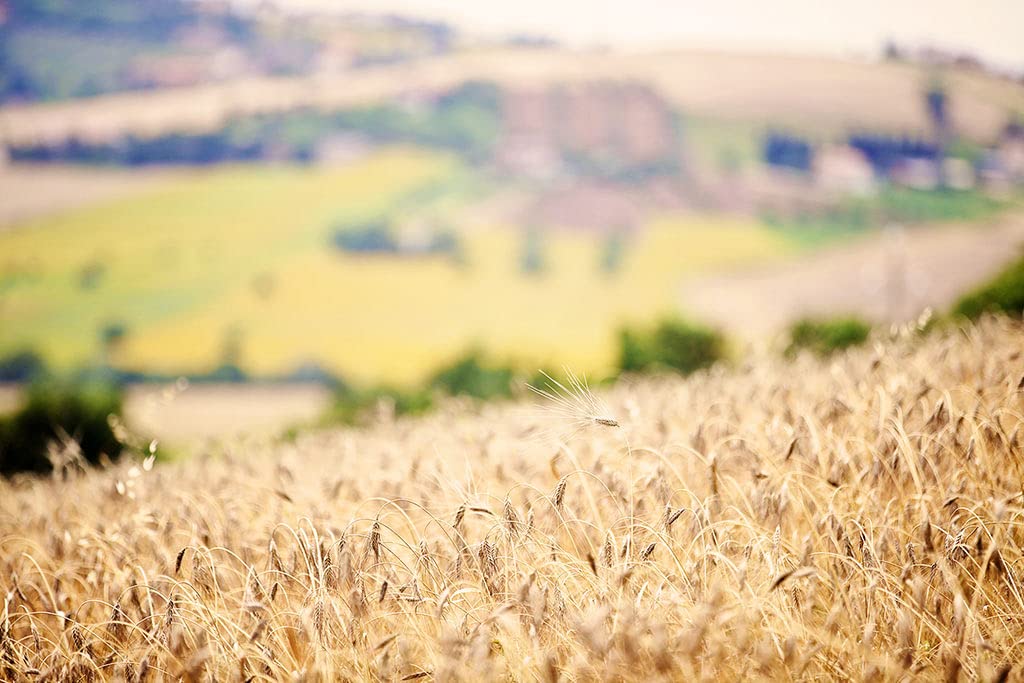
[0,151,794,383]
[0,148,458,372]
[117,216,790,384]
[1,315,1023,680]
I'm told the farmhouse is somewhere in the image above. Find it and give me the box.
[814,144,875,195]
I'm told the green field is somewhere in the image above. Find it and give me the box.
[0,149,798,384]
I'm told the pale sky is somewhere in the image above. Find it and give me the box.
[256,0,1024,72]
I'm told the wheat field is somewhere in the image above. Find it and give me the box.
[2,315,1024,681]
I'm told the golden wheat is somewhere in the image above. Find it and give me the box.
[2,316,1024,680]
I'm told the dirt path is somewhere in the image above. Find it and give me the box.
[678,210,1024,338]
[122,383,332,447]
[0,383,331,449]
[0,164,182,229]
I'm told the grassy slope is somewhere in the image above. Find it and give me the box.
[0,157,794,382]
[0,316,1022,680]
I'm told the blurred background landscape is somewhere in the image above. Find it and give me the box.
[1,0,1023,453]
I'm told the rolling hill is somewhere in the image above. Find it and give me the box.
[3,48,1023,148]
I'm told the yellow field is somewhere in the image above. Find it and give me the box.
[0,151,795,384]
[117,217,792,384]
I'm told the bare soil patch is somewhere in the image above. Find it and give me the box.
[679,209,1024,337]
[0,382,331,447]
[123,382,332,447]
[0,164,182,229]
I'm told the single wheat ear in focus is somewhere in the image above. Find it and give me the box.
[528,368,619,430]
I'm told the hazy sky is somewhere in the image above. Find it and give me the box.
[261,0,1024,71]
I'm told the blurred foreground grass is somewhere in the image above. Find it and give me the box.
[2,315,1023,679]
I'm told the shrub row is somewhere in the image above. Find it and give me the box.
[784,317,871,357]
[327,320,730,426]
[618,318,725,375]
[952,252,1024,320]
[325,350,521,425]
[0,380,124,477]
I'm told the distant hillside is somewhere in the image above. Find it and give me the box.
[0,0,454,103]
[0,0,255,101]
[2,47,1023,148]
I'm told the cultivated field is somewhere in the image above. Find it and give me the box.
[1,315,1022,680]
[0,152,796,383]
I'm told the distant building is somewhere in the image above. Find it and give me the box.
[848,133,940,181]
[998,121,1024,181]
[942,157,975,190]
[891,157,941,190]
[977,151,1012,193]
[763,132,813,173]
[814,145,875,195]
[977,121,1024,192]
